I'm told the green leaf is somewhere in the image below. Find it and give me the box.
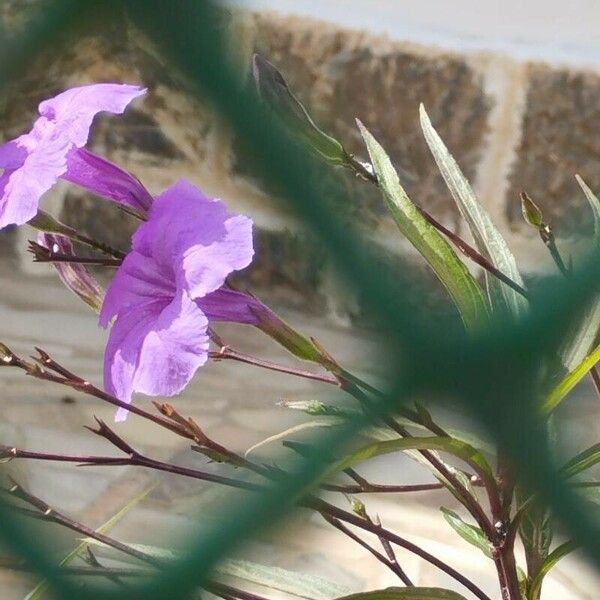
[419,104,527,319]
[576,174,600,239]
[560,175,600,371]
[335,588,468,600]
[440,508,491,557]
[24,483,156,600]
[253,54,347,165]
[324,436,495,490]
[244,420,338,457]
[84,540,351,600]
[219,559,352,600]
[528,541,578,600]
[357,121,489,331]
[561,301,600,371]
[561,443,600,478]
[542,344,600,413]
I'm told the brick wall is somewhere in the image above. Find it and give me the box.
[3,7,600,323]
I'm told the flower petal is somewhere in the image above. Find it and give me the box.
[65,148,153,212]
[103,291,209,421]
[196,288,266,324]
[132,179,254,298]
[0,132,70,227]
[38,83,146,147]
[0,140,27,169]
[100,251,174,328]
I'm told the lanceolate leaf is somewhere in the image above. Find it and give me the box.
[84,540,351,600]
[358,121,489,331]
[562,175,600,370]
[576,174,600,238]
[25,483,156,600]
[561,301,600,371]
[542,345,600,413]
[324,436,495,490]
[419,104,527,319]
[244,420,338,457]
[335,588,468,600]
[561,443,600,478]
[528,541,578,600]
[253,54,346,165]
[440,508,492,558]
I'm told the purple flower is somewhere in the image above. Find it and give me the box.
[0,83,149,228]
[100,179,256,421]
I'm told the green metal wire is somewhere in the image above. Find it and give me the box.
[0,1,599,598]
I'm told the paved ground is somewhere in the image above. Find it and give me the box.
[0,259,597,599]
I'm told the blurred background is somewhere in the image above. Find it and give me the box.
[0,1,599,597]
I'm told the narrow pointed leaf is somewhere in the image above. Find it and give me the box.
[528,541,578,600]
[253,54,346,165]
[419,104,527,318]
[542,345,600,413]
[561,300,600,371]
[358,121,489,331]
[24,483,156,600]
[335,588,468,600]
[244,420,337,457]
[440,508,491,558]
[325,436,495,489]
[561,443,600,478]
[84,540,350,600]
[576,174,600,239]
[561,175,600,369]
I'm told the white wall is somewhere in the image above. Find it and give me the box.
[231,0,600,68]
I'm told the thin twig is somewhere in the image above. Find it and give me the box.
[1,443,487,599]
[321,513,412,585]
[209,346,339,386]
[311,497,491,600]
[1,479,160,568]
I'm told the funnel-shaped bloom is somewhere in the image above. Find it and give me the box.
[100,179,256,421]
[0,83,149,227]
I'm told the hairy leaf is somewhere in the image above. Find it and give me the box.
[25,483,156,600]
[440,508,491,557]
[325,436,494,489]
[335,588,468,600]
[528,541,578,600]
[358,121,489,331]
[542,345,600,413]
[245,420,338,457]
[253,54,346,165]
[420,104,527,319]
[561,443,600,478]
[576,174,600,238]
[84,540,350,600]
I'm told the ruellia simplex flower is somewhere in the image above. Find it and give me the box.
[0,39,598,600]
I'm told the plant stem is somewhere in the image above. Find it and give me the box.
[3,442,488,599]
[338,376,498,540]
[2,479,160,568]
[311,498,492,600]
[322,513,413,585]
[209,346,339,385]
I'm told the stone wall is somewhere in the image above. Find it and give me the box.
[3,7,600,323]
